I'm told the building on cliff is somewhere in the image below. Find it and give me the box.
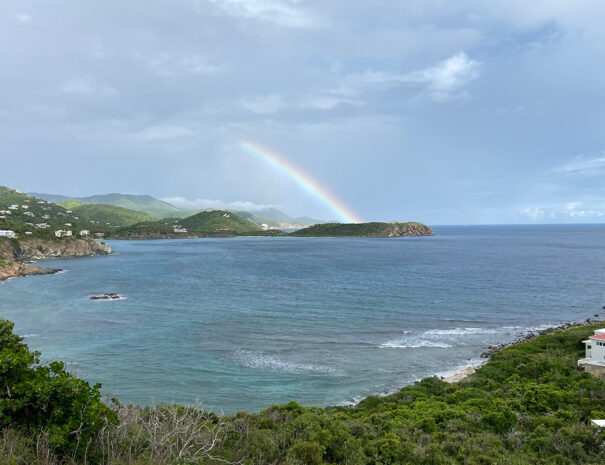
[0,230,16,238]
[54,230,73,238]
[578,329,605,380]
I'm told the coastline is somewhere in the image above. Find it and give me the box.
[439,317,604,385]
[0,262,61,282]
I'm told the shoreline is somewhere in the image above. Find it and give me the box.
[439,316,604,385]
[0,262,61,282]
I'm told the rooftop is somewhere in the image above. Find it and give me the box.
[589,334,605,341]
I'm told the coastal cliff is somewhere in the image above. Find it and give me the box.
[0,236,112,261]
[0,261,60,281]
[0,237,111,280]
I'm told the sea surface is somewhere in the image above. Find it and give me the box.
[2,225,605,413]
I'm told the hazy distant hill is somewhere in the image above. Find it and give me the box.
[32,192,330,226]
[66,204,158,227]
[31,192,183,218]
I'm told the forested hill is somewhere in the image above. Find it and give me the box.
[292,221,434,237]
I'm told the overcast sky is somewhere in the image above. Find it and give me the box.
[1,1,605,224]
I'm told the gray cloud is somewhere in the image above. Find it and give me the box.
[162,196,275,212]
[2,1,605,224]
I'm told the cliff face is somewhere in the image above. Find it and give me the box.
[0,262,60,281]
[0,237,112,261]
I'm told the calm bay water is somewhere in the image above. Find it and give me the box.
[2,225,605,413]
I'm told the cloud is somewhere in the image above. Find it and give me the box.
[207,0,317,28]
[241,92,358,114]
[135,125,195,141]
[14,13,31,24]
[61,77,116,96]
[520,206,545,220]
[162,196,274,211]
[242,94,285,114]
[401,52,481,102]
[553,154,605,175]
[142,52,217,77]
[563,201,604,218]
[340,52,481,103]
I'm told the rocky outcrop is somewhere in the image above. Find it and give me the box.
[0,262,60,281]
[0,237,112,261]
[291,221,434,238]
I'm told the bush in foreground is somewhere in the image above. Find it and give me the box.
[1,319,605,464]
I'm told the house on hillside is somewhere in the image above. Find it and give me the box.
[36,223,50,229]
[54,230,72,238]
[578,329,605,379]
[79,230,90,236]
[0,230,16,238]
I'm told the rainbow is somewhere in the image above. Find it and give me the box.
[239,140,363,224]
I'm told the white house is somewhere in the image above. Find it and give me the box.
[54,230,73,238]
[0,230,16,238]
[79,230,90,236]
[578,329,605,379]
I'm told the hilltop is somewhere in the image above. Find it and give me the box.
[292,221,434,237]
[111,210,262,238]
[32,192,183,218]
[31,191,330,227]
[66,203,158,227]
[0,186,112,279]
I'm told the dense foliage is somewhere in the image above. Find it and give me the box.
[68,204,159,227]
[1,320,605,464]
[291,221,433,237]
[0,320,115,459]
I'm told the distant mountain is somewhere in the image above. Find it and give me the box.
[248,208,330,226]
[67,204,158,227]
[31,192,183,218]
[31,192,330,226]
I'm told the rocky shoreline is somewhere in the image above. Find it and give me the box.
[0,261,61,281]
[0,236,112,282]
[441,316,604,384]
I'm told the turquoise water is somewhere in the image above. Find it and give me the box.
[2,225,605,413]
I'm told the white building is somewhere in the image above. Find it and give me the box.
[79,230,90,236]
[0,230,16,238]
[55,230,73,238]
[8,205,18,210]
[578,329,605,379]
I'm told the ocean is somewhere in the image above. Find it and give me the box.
[1,225,604,413]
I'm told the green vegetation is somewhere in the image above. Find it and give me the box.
[292,221,434,237]
[32,192,184,218]
[2,319,605,464]
[57,199,85,209]
[68,203,158,227]
[0,186,114,239]
[180,210,262,234]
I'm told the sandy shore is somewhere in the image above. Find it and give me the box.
[442,362,487,383]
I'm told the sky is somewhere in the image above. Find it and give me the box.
[1,1,605,224]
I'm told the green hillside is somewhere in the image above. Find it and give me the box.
[57,200,85,209]
[0,186,112,237]
[180,210,262,234]
[68,204,158,227]
[32,192,183,218]
[292,221,434,237]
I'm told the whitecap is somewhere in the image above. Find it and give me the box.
[379,339,452,349]
[234,351,344,376]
